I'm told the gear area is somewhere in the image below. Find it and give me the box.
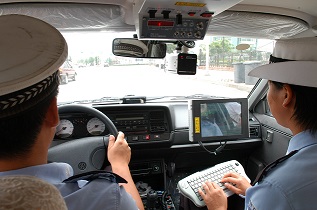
[136,181,176,210]
[131,159,177,210]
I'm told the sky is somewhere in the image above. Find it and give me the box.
[62,32,134,62]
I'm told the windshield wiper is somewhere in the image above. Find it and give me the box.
[184,94,225,99]
[58,97,122,106]
[91,97,122,103]
[145,94,222,102]
[57,95,225,106]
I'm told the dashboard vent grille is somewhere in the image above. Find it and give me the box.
[149,111,167,133]
[249,125,260,137]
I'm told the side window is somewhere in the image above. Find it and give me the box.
[62,61,71,68]
[253,95,273,117]
[264,98,273,116]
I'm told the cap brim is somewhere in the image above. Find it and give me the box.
[248,61,317,88]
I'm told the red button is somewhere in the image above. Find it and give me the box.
[188,12,195,16]
[201,12,214,18]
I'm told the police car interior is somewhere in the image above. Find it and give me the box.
[2,0,317,209]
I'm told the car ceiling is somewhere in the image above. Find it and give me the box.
[0,0,316,39]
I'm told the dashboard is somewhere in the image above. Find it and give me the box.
[54,102,261,148]
[54,104,173,144]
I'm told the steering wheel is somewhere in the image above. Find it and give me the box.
[48,104,118,175]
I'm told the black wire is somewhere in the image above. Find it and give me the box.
[198,140,227,155]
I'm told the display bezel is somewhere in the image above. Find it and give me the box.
[189,98,249,142]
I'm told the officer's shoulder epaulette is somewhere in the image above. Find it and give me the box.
[63,170,127,184]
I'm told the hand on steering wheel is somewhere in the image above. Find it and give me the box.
[48,104,118,175]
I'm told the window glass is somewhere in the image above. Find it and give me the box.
[58,33,275,104]
[265,98,273,117]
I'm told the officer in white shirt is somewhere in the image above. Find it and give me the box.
[190,37,317,210]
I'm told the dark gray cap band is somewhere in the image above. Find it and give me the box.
[0,71,59,119]
[269,55,294,63]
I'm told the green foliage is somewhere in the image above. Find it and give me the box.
[77,56,101,66]
[166,43,176,54]
[209,38,234,54]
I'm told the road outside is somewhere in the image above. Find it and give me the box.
[57,65,254,103]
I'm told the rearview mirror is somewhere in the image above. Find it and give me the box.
[112,38,166,58]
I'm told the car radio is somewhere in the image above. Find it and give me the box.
[106,109,171,143]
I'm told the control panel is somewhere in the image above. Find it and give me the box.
[53,107,172,143]
[104,109,171,143]
[133,0,242,40]
[140,14,211,40]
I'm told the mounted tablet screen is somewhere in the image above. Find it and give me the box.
[189,98,249,142]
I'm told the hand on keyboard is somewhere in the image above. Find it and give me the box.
[177,160,250,207]
[198,182,228,210]
[221,172,252,196]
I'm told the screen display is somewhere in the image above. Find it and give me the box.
[189,98,249,142]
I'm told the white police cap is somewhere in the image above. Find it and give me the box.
[248,37,317,88]
[0,14,67,118]
[113,39,148,57]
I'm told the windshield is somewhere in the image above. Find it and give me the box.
[58,32,274,103]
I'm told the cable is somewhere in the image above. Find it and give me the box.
[198,140,227,155]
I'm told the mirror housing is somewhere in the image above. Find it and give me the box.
[112,38,166,58]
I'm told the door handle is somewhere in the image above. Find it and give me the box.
[265,130,273,143]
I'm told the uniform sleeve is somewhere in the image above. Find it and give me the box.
[63,179,139,210]
[117,185,140,210]
[245,181,292,210]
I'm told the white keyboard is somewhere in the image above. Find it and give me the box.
[177,160,250,207]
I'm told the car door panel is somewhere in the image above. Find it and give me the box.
[247,102,293,183]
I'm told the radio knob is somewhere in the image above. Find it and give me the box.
[153,165,160,172]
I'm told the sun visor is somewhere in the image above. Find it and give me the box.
[0,3,309,39]
[207,11,309,39]
[0,3,135,32]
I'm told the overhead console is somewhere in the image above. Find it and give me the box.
[133,0,242,40]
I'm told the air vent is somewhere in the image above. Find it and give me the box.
[149,111,167,133]
[249,125,260,137]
